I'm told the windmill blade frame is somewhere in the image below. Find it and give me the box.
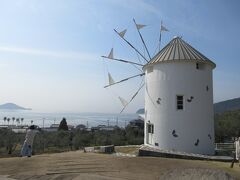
[114,29,149,63]
[104,73,145,88]
[101,56,143,66]
[120,82,145,113]
[133,18,151,60]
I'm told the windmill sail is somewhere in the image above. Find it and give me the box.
[161,24,169,32]
[118,29,127,38]
[108,48,114,59]
[108,73,115,85]
[129,83,144,103]
[136,24,146,30]
[133,18,151,60]
[114,29,148,63]
[118,96,128,107]
[158,21,169,52]
[104,73,145,88]
[120,83,145,113]
[101,56,143,66]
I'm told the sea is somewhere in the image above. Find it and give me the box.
[0,110,140,128]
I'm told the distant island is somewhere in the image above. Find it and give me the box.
[136,108,144,114]
[0,103,31,110]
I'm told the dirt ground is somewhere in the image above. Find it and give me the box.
[0,151,240,180]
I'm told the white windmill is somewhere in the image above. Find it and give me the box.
[102,19,216,155]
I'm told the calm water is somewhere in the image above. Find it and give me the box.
[0,110,139,128]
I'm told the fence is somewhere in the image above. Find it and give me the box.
[215,143,235,151]
[215,143,235,157]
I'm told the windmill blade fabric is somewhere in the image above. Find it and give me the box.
[161,25,169,32]
[108,73,115,85]
[136,24,146,30]
[118,96,128,107]
[108,48,114,59]
[118,29,127,38]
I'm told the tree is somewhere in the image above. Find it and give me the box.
[21,118,24,125]
[12,117,15,125]
[5,130,17,154]
[16,118,20,126]
[58,118,68,131]
[7,118,10,125]
[215,109,240,142]
[3,117,7,125]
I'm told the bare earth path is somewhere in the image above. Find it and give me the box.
[0,151,240,180]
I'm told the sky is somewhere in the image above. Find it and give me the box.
[0,0,239,113]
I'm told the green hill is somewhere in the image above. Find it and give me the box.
[137,97,240,114]
[214,97,240,114]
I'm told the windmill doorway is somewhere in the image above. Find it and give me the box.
[146,123,154,145]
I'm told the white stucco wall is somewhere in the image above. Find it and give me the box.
[144,61,215,155]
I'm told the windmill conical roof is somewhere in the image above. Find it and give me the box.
[145,37,216,68]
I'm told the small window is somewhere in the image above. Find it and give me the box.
[196,63,199,69]
[147,124,154,134]
[147,66,153,74]
[176,95,184,110]
[196,62,205,70]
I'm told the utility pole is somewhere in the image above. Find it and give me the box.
[42,118,45,152]
[116,117,118,127]
[106,119,110,145]
[42,118,45,129]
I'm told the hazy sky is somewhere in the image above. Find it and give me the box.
[0,0,239,113]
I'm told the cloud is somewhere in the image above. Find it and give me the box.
[0,63,9,68]
[0,46,97,60]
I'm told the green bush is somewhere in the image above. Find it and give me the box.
[215,109,240,142]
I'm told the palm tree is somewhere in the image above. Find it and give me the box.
[7,118,10,125]
[31,120,33,125]
[3,117,7,125]
[12,117,15,125]
[16,118,20,126]
[21,118,24,125]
